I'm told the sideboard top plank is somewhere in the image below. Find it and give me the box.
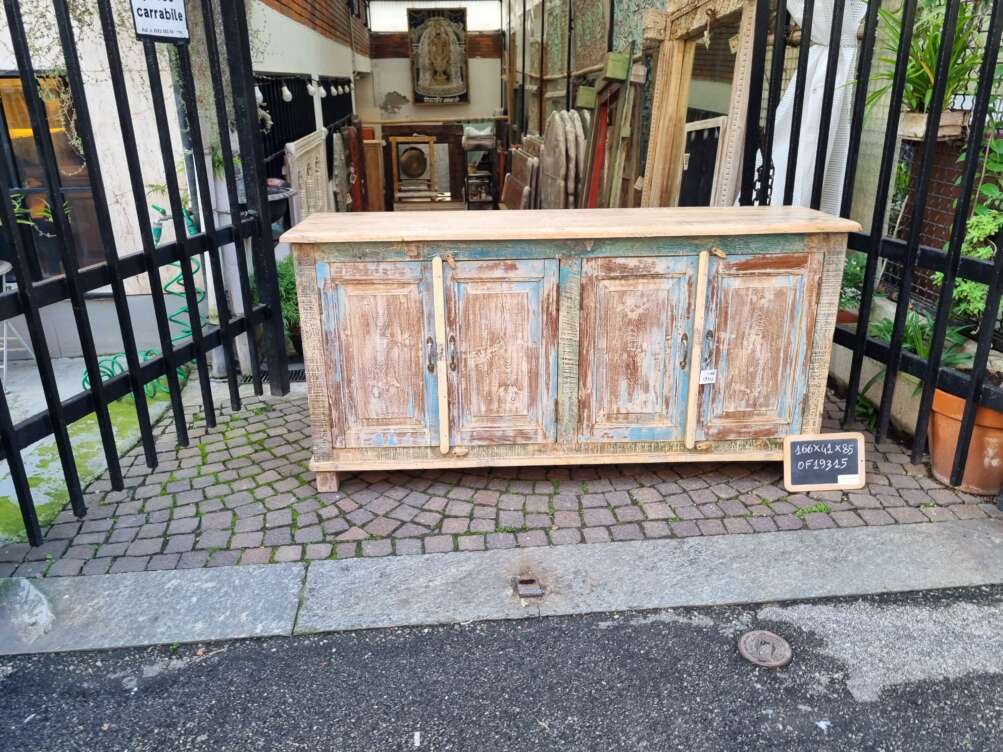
[281,207,861,245]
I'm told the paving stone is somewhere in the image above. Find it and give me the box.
[486,532,517,550]
[305,543,333,560]
[109,557,150,574]
[516,530,548,547]
[696,519,726,536]
[394,539,423,556]
[642,521,671,538]
[722,517,753,535]
[334,542,358,559]
[922,506,956,522]
[200,511,234,530]
[273,545,302,562]
[423,535,454,553]
[774,514,804,531]
[748,516,778,533]
[549,528,582,545]
[147,554,181,571]
[126,538,163,557]
[364,517,400,537]
[858,509,894,526]
[951,504,987,520]
[294,525,323,544]
[582,508,615,527]
[804,512,836,530]
[208,550,241,567]
[441,518,469,535]
[81,558,113,575]
[164,534,195,554]
[196,531,230,550]
[457,535,486,551]
[887,507,926,524]
[670,521,702,538]
[362,539,393,557]
[610,523,643,541]
[582,527,611,544]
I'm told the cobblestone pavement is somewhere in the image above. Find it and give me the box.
[2,386,1001,578]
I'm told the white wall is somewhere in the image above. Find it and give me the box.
[248,0,371,77]
[358,57,502,121]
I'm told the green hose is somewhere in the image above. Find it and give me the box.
[83,204,204,398]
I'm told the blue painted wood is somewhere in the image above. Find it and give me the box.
[318,261,439,448]
[444,258,559,446]
[697,253,819,440]
[579,256,696,443]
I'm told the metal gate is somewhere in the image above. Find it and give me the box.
[740,0,1003,500]
[0,0,288,544]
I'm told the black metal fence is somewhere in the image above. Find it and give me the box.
[0,0,288,545]
[741,0,1003,496]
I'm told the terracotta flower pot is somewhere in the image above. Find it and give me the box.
[836,308,858,326]
[929,389,1003,495]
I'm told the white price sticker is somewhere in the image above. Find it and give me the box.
[837,474,860,486]
[699,369,717,385]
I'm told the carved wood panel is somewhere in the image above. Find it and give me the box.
[285,129,331,224]
[444,259,559,445]
[320,262,439,448]
[697,252,822,440]
[579,256,695,442]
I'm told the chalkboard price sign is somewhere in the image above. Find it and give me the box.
[783,433,866,492]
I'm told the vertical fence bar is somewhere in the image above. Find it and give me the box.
[200,0,264,396]
[755,0,788,206]
[0,109,85,517]
[0,384,40,545]
[521,0,528,135]
[565,0,574,111]
[2,0,125,491]
[782,0,815,205]
[913,0,1003,465]
[51,0,159,469]
[219,0,290,395]
[843,0,918,425]
[176,48,243,412]
[809,0,845,209]
[738,0,771,204]
[142,42,217,427]
[874,0,961,442]
[96,0,190,447]
[838,0,880,219]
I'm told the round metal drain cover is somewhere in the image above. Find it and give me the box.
[738,630,792,669]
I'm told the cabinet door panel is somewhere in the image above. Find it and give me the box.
[698,253,821,440]
[445,259,558,445]
[579,256,695,442]
[320,262,438,448]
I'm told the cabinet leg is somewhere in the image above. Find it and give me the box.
[316,471,340,493]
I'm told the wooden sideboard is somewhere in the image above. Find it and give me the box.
[282,207,860,491]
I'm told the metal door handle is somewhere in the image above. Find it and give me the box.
[679,332,688,370]
[703,330,714,366]
[448,335,457,371]
[426,336,435,373]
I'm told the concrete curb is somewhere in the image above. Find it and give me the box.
[3,520,1003,654]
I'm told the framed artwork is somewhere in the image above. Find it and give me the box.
[408,8,469,104]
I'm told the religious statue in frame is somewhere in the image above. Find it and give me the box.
[408,8,469,104]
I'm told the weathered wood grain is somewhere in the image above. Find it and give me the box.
[444,259,559,445]
[579,256,694,442]
[697,252,821,440]
[281,207,860,244]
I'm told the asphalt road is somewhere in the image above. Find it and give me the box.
[3,586,1003,751]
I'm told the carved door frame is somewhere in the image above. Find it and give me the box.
[640,0,757,208]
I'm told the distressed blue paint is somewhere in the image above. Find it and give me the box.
[447,258,558,444]
[315,235,808,263]
[698,254,812,439]
[582,256,694,443]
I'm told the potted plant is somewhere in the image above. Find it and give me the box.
[931,209,1003,335]
[868,0,987,141]
[838,250,866,325]
[276,254,302,358]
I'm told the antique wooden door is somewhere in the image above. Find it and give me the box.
[443,259,559,445]
[578,256,695,442]
[320,262,439,448]
[696,252,822,440]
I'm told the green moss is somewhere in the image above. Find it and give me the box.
[0,392,172,541]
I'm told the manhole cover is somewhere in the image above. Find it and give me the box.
[738,630,792,668]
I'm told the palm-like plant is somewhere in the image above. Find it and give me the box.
[867,0,988,114]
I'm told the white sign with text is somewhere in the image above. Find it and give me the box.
[131,0,189,41]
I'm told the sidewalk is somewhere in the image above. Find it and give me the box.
[3,518,1003,655]
[0,383,1000,578]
